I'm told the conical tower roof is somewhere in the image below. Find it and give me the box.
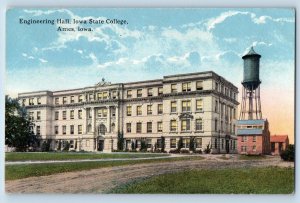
[242,46,261,59]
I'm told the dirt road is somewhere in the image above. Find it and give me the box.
[5,155,293,194]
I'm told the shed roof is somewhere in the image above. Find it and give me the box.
[270,135,289,143]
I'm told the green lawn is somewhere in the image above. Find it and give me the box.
[5,152,168,161]
[112,167,294,194]
[5,156,204,181]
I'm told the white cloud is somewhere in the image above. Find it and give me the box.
[206,10,294,31]
[39,58,48,63]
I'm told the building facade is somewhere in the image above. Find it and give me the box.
[18,71,239,153]
[270,135,289,155]
[236,119,271,155]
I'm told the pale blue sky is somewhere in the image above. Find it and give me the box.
[6,8,295,96]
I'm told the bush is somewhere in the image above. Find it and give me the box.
[63,142,70,151]
[169,149,180,154]
[180,149,190,154]
[41,139,52,152]
[194,149,202,154]
[204,144,211,154]
[280,144,294,161]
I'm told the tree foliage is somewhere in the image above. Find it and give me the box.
[280,144,294,162]
[5,96,39,151]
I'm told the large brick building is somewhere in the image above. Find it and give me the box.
[236,119,271,155]
[18,71,239,153]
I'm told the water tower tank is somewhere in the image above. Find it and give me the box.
[242,47,261,90]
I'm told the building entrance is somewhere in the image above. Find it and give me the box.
[98,140,104,151]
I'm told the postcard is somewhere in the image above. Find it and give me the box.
[5,8,295,194]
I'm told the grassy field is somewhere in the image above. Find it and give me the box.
[112,167,294,194]
[5,156,204,181]
[5,152,168,161]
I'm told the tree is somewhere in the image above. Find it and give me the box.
[5,96,40,151]
[189,136,195,152]
[161,136,165,152]
[177,137,183,151]
[280,144,294,161]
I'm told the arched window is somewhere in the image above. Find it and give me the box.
[99,124,106,135]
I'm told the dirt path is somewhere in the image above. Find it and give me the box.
[5,156,293,194]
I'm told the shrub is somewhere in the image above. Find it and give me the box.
[189,137,195,152]
[41,139,52,152]
[280,144,294,161]
[180,149,190,154]
[204,144,211,154]
[169,149,180,154]
[117,132,124,151]
[177,137,183,151]
[194,149,203,154]
[63,142,70,151]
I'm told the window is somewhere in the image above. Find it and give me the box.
[70,110,74,119]
[63,97,67,104]
[242,136,248,142]
[147,105,152,115]
[89,94,94,101]
[88,109,92,118]
[29,98,34,105]
[127,90,132,98]
[158,87,163,96]
[126,123,131,133]
[97,92,103,100]
[171,101,177,113]
[253,145,256,152]
[196,81,203,90]
[170,120,177,131]
[215,138,218,149]
[181,119,190,131]
[195,138,202,148]
[137,89,142,97]
[63,111,67,120]
[157,139,162,148]
[126,106,132,116]
[78,95,83,102]
[98,108,107,117]
[196,99,203,111]
[55,111,59,120]
[182,82,191,92]
[215,100,218,112]
[233,140,236,150]
[70,125,74,134]
[183,138,190,148]
[55,126,59,134]
[171,84,177,93]
[78,110,82,119]
[253,136,256,142]
[215,82,219,91]
[147,139,152,148]
[136,122,142,133]
[70,96,75,103]
[158,104,163,114]
[37,97,41,105]
[37,111,41,120]
[147,122,152,133]
[170,139,176,148]
[70,140,74,148]
[22,99,26,106]
[241,146,247,152]
[112,91,117,99]
[147,88,153,97]
[111,108,116,117]
[87,124,92,132]
[62,125,66,135]
[221,139,224,149]
[78,125,82,134]
[103,92,108,99]
[157,122,163,132]
[137,106,142,116]
[182,100,191,112]
[36,126,40,135]
[196,118,203,131]
[215,118,218,131]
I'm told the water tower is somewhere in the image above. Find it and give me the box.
[239,47,262,120]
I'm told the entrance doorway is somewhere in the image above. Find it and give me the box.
[98,140,104,151]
